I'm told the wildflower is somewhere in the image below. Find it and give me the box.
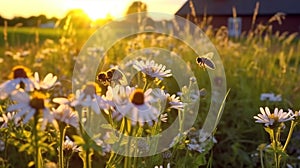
[160,113,168,122]
[33,72,58,90]
[71,82,108,114]
[53,97,72,105]
[187,129,217,153]
[52,104,79,128]
[166,93,185,110]
[0,112,19,128]
[106,85,159,126]
[154,163,170,168]
[152,89,184,110]
[0,66,34,99]
[133,60,172,80]
[63,136,81,153]
[260,93,282,102]
[169,129,190,148]
[287,109,300,123]
[254,107,294,127]
[7,90,55,129]
[0,140,4,151]
[162,150,172,159]
[94,137,111,155]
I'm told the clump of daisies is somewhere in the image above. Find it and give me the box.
[0,56,203,168]
[0,65,78,167]
[253,107,300,168]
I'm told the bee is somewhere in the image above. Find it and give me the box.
[196,52,215,70]
[97,68,127,86]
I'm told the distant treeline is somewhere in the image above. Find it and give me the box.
[0,2,150,28]
[0,15,59,27]
[0,9,110,28]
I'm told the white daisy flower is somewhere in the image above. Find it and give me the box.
[160,113,168,122]
[63,136,81,152]
[52,104,79,128]
[106,85,160,126]
[154,163,170,168]
[33,72,58,90]
[53,97,72,105]
[151,89,184,110]
[166,93,185,110]
[254,107,294,127]
[133,60,172,80]
[71,83,109,114]
[7,90,55,129]
[0,66,34,99]
[288,109,300,123]
[0,112,20,128]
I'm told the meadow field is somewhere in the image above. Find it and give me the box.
[0,12,300,168]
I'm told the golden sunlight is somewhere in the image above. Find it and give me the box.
[81,5,110,20]
[63,0,129,20]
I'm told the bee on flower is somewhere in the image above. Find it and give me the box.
[71,82,110,114]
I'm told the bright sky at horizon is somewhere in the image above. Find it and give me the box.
[0,0,187,20]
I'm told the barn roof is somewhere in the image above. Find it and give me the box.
[175,0,300,16]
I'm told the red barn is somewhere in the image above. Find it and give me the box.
[175,0,300,36]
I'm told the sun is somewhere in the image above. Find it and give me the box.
[81,6,110,20]
[63,0,128,21]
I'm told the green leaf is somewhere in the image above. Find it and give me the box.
[100,124,114,130]
[19,143,31,152]
[104,132,119,144]
[72,135,85,145]
[193,154,207,166]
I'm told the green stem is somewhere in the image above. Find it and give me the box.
[259,149,265,168]
[272,128,280,168]
[59,125,67,168]
[124,156,128,168]
[143,79,149,92]
[65,155,72,168]
[85,148,90,168]
[283,121,297,151]
[106,152,116,168]
[33,113,42,168]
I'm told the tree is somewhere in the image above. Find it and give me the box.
[125,1,148,27]
[57,9,92,29]
[126,1,147,15]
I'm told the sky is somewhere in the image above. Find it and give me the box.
[0,0,187,20]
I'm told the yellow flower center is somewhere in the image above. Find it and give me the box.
[269,114,279,122]
[130,89,144,105]
[13,67,28,78]
[29,92,46,110]
[83,83,96,96]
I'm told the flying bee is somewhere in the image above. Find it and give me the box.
[97,68,127,86]
[196,52,215,70]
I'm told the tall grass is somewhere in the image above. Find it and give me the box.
[0,5,299,167]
